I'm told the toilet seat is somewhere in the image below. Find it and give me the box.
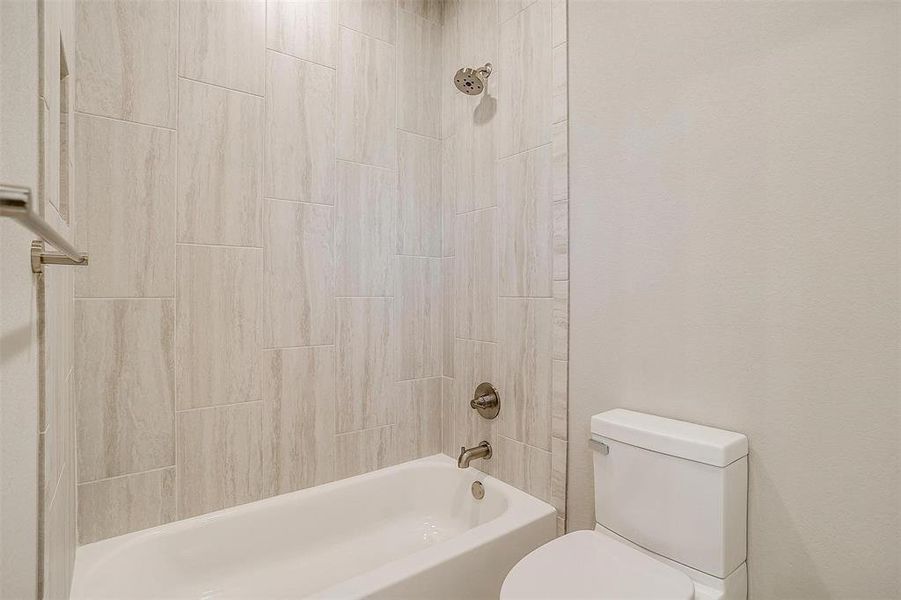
[500,530,695,600]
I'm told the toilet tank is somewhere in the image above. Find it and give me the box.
[591,409,748,579]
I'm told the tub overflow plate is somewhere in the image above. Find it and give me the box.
[471,481,485,500]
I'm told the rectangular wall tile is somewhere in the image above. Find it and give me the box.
[398,132,442,257]
[497,436,551,502]
[75,0,176,127]
[553,121,568,201]
[397,378,442,462]
[176,246,261,409]
[498,145,553,297]
[500,298,553,450]
[339,0,395,44]
[397,9,440,138]
[335,425,397,479]
[552,360,568,440]
[179,0,265,94]
[177,79,263,246]
[263,200,335,347]
[441,377,455,458]
[399,0,442,23]
[441,137,456,257]
[497,0,551,157]
[177,403,263,518]
[267,0,337,67]
[552,0,566,46]
[454,339,497,475]
[553,201,569,280]
[74,114,175,297]
[551,437,567,515]
[553,280,568,360]
[442,258,454,377]
[336,161,395,296]
[336,298,397,432]
[455,209,497,341]
[265,52,336,205]
[336,27,396,168]
[453,108,497,214]
[75,300,175,482]
[77,468,176,544]
[553,43,567,124]
[396,257,443,379]
[262,347,336,497]
[498,0,538,24]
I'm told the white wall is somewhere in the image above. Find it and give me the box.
[567,1,899,597]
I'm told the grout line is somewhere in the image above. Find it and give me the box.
[175,241,263,250]
[336,157,395,172]
[73,109,176,132]
[77,464,176,487]
[265,47,337,72]
[74,296,175,301]
[262,344,336,351]
[175,399,264,414]
[264,196,335,208]
[337,23,395,47]
[455,205,497,217]
[177,74,265,99]
[335,424,395,438]
[335,296,394,299]
[497,141,552,163]
[397,127,441,142]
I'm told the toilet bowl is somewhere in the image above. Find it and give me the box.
[501,409,749,600]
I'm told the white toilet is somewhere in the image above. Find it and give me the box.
[501,409,749,600]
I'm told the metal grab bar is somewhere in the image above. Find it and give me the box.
[0,184,88,273]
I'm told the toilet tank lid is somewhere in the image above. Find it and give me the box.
[590,409,748,467]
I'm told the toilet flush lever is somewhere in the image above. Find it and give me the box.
[589,437,609,455]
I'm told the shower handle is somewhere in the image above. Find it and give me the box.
[470,382,500,420]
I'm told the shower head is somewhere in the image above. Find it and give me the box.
[454,63,492,95]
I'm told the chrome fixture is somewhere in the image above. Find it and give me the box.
[0,184,88,273]
[471,481,485,500]
[458,441,492,468]
[453,63,492,95]
[471,382,500,420]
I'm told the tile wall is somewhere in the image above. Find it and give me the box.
[73,0,446,543]
[440,0,569,534]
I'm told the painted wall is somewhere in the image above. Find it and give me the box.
[567,1,899,597]
[440,0,569,533]
[72,0,445,543]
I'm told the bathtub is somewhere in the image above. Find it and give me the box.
[71,455,556,599]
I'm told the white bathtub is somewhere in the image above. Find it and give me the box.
[71,455,556,599]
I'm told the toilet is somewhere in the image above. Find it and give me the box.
[501,409,749,600]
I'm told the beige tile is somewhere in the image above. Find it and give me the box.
[397,9,441,138]
[441,377,456,458]
[265,51,336,205]
[442,258,454,377]
[498,0,538,24]
[454,339,498,475]
[176,246,261,409]
[398,132,442,257]
[553,43,567,124]
[336,298,397,432]
[553,280,568,360]
[177,403,263,518]
[74,114,175,298]
[441,137,456,257]
[75,0,176,127]
[553,201,568,281]
[500,298,553,450]
[455,209,497,341]
[267,0,337,67]
[498,0,551,158]
[451,99,497,214]
[556,515,566,537]
[177,79,263,246]
[397,378,443,462]
[336,27,396,168]
[43,464,74,600]
[263,200,335,347]
[336,161,395,296]
[262,347,336,496]
[553,121,568,201]
[75,300,175,482]
[339,0,395,44]
[399,0,442,23]
[551,437,567,515]
[552,0,566,46]
[396,257,443,379]
[179,0,265,94]
[552,359,567,440]
[498,145,553,297]
[77,468,176,544]
[335,425,397,479]
[497,436,551,502]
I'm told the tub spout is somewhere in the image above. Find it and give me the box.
[457,441,492,468]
